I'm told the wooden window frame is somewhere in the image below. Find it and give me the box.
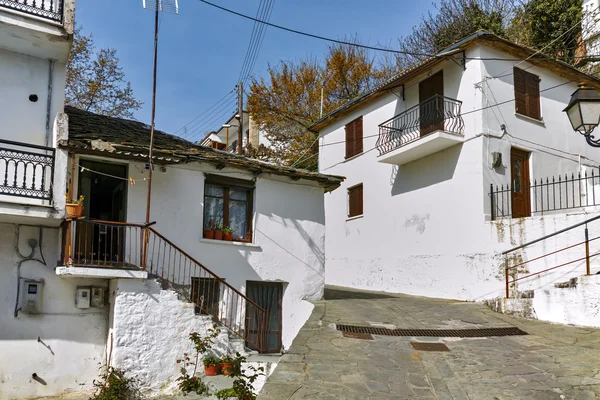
[348,183,363,218]
[204,174,255,242]
[514,67,541,121]
[345,116,364,159]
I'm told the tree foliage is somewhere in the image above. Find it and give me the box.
[66,27,142,119]
[395,0,517,68]
[248,43,390,170]
[507,0,583,65]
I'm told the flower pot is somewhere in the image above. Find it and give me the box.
[204,230,215,239]
[223,232,233,241]
[66,203,83,218]
[220,362,234,375]
[204,364,220,376]
[214,230,223,240]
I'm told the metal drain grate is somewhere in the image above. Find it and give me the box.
[336,324,528,338]
[411,342,450,352]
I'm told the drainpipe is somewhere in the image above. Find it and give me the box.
[45,60,55,148]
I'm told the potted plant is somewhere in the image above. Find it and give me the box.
[203,356,221,376]
[65,194,85,218]
[204,219,215,240]
[214,220,223,241]
[219,355,235,376]
[222,226,233,241]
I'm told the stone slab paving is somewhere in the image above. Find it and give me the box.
[258,286,600,400]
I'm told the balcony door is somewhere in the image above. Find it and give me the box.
[511,148,531,218]
[76,160,128,265]
[419,71,444,136]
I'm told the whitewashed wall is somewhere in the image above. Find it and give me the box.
[319,43,600,302]
[0,223,108,399]
[71,156,326,351]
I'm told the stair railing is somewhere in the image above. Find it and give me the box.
[502,214,600,298]
[63,218,267,352]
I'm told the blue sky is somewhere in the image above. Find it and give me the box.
[75,0,437,139]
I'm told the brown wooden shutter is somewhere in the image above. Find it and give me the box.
[526,74,541,120]
[514,67,527,116]
[345,121,354,159]
[348,184,363,217]
[354,117,363,155]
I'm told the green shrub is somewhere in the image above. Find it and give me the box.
[90,367,143,400]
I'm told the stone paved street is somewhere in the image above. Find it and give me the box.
[259,286,600,400]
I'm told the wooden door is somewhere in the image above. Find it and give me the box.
[419,71,444,136]
[245,281,282,353]
[511,148,531,218]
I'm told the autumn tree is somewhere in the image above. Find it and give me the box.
[65,27,142,118]
[248,43,389,170]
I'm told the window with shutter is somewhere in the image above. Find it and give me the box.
[348,184,363,218]
[514,67,541,120]
[345,117,363,159]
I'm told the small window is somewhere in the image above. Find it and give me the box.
[514,67,541,120]
[348,184,363,218]
[345,117,363,159]
[191,277,220,317]
[204,174,254,241]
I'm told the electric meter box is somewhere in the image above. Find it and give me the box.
[91,287,104,307]
[21,281,42,314]
[76,287,91,309]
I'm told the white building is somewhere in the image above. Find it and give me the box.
[0,0,343,397]
[200,111,270,154]
[314,32,600,324]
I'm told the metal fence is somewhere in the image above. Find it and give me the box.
[490,169,600,220]
[0,0,63,23]
[0,139,55,201]
[376,95,464,156]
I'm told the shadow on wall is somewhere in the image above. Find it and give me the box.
[391,144,462,196]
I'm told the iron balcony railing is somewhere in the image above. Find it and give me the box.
[0,0,63,23]
[0,139,55,201]
[490,169,600,220]
[376,95,464,156]
[62,218,267,353]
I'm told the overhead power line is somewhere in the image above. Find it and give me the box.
[238,0,275,84]
[177,89,236,137]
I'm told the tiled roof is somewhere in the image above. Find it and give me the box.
[62,106,344,191]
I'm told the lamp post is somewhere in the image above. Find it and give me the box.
[563,85,600,147]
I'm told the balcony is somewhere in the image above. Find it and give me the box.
[0,139,55,202]
[376,95,464,165]
[0,0,63,23]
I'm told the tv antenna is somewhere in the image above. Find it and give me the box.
[141,0,178,226]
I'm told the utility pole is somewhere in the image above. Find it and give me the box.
[145,0,159,226]
[237,82,243,155]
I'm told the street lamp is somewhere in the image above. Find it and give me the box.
[563,85,600,147]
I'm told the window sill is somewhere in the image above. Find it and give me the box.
[199,238,261,248]
[515,113,545,126]
[344,152,364,162]
[346,215,364,222]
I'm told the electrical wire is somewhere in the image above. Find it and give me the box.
[238,0,275,84]
[176,89,236,137]
[182,96,238,139]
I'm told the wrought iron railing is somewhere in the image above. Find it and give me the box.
[490,169,600,220]
[62,218,267,352]
[0,0,63,23]
[376,95,464,156]
[0,139,55,201]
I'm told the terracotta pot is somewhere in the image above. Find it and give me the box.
[223,232,233,241]
[204,364,220,376]
[220,363,234,375]
[66,203,83,218]
[204,230,215,239]
[214,230,223,240]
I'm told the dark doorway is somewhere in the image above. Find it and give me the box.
[511,148,531,218]
[419,71,444,136]
[191,277,221,318]
[245,281,283,353]
[76,160,128,265]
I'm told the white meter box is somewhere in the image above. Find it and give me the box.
[21,281,43,314]
[76,287,91,309]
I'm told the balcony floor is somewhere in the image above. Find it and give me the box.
[56,266,148,279]
[378,130,465,165]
